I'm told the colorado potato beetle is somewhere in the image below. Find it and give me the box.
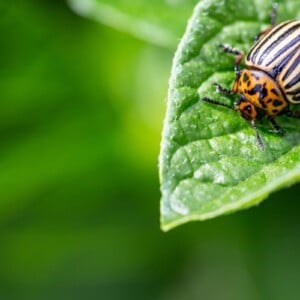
[202,4,300,150]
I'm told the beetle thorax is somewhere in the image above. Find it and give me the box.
[233,69,288,117]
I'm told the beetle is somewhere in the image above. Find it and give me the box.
[202,4,300,150]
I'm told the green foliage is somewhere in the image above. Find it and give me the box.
[160,0,300,231]
[68,0,199,48]
[3,1,300,299]
[0,2,169,298]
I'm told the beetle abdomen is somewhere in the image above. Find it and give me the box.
[245,20,300,103]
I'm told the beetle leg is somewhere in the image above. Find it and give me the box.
[213,83,235,95]
[201,97,233,109]
[203,96,265,150]
[218,43,242,57]
[250,120,264,150]
[270,3,278,27]
[285,110,300,119]
[254,3,278,42]
[268,117,285,135]
[217,44,244,75]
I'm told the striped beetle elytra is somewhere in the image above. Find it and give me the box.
[202,4,300,150]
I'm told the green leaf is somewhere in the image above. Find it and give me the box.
[160,0,300,231]
[67,0,198,48]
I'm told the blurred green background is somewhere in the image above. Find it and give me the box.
[1,1,300,299]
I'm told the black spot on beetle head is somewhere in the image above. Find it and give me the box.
[243,73,249,82]
[273,99,283,107]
